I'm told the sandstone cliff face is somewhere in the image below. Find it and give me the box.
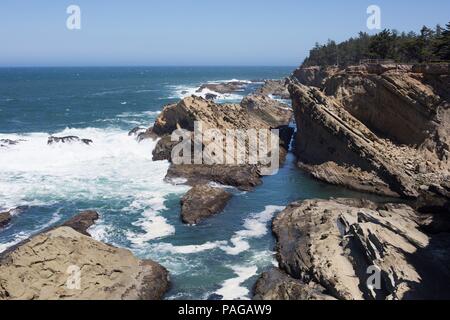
[265,199,450,300]
[0,213,169,300]
[289,65,450,199]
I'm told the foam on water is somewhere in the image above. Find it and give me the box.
[220,205,285,255]
[153,241,228,254]
[215,265,258,300]
[0,127,188,252]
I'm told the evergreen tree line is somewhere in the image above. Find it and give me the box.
[302,22,450,67]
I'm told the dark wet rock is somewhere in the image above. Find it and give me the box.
[152,135,181,162]
[128,126,147,136]
[0,211,12,229]
[205,93,218,101]
[180,184,232,225]
[62,210,99,236]
[0,212,170,300]
[137,128,158,142]
[166,164,262,192]
[48,136,93,145]
[0,139,23,147]
[253,268,336,300]
[272,198,450,300]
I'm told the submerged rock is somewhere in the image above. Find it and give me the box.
[0,211,12,229]
[272,198,450,300]
[0,139,24,148]
[48,136,93,145]
[253,268,336,300]
[0,212,170,300]
[181,184,232,225]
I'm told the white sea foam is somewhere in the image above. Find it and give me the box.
[220,205,285,255]
[0,232,30,253]
[215,265,258,300]
[153,240,228,254]
[0,127,187,251]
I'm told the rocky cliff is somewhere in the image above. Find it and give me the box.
[289,64,450,200]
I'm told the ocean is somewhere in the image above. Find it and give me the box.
[0,66,384,300]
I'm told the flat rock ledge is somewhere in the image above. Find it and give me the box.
[181,184,232,225]
[264,198,450,300]
[0,212,170,300]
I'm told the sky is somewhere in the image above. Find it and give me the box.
[0,0,449,67]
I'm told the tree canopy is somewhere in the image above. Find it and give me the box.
[302,22,450,67]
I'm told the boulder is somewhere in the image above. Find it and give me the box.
[196,81,249,94]
[253,268,336,300]
[272,198,450,300]
[180,185,232,225]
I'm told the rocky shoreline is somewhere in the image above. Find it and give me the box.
[1,62,449,300]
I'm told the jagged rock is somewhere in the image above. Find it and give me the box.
[0,216,170,300]
[0,139,24,148]
[205,93,218,101]
[253,268,336,300]
[292,66,338,87]
[48,136,93,145]
[128,127,158,142]
[273,198,450,300]
[128,126,146,136]
[255,80,290,99]
[166,164,261,191]
[240,94,293,128]
[180,185,232,225]
[0,211,11,229]
[152,96,286,188]
[152,135,181,161]
[62,210,99,236]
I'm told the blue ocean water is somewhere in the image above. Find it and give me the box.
[0,67,385,299]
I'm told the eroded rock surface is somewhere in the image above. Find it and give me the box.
[240,94,293,128]
[180,184,232,224]
[0,213,170,300]
[272,199,450,300]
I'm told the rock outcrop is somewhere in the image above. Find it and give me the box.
[292,66,338,88]
[0,211,11,229]
[196,81,250,95]
[180,185,232,225]
[0,212,170,300]
[240,94,293,128]
[253,268,336,300]
[271,198,450,300]
[151,95,293,190]
[289,68,450,199]
[254,80,290,99]
[48,136,93,146]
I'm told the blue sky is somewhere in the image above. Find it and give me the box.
[0,0,449,66]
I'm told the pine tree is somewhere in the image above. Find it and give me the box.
[434,22,450,60]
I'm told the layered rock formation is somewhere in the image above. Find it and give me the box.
[180,184,232,225]
[257,198,450,300]
[289,64,450,199]
[254,79,290,99]
[151,95,293,190]
[0,212,170,300]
